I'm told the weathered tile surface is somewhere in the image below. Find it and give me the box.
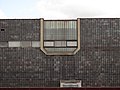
[0,18,120,87]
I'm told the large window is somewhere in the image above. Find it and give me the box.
[40,19,80,55]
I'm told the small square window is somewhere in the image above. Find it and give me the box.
[67,41,77,46]
[55,41,66,47]
[44,41,54,46]
[20,41,31,47]
[55,41,61,47]
[32,41,40,47]
[9,41,20,47]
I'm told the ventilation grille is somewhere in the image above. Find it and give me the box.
[60,80,81,87]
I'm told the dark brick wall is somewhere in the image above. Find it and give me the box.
[0,19,40,41]
[0,18,120,87]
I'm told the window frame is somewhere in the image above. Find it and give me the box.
[40,18,80,55]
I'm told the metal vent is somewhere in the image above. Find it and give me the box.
[60,80,81,87]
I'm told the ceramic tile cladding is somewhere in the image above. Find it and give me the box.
[0,19,40,41]
[0,18,120,87]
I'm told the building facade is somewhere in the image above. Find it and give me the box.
[0,18,120,87]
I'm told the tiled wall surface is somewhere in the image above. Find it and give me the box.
[0,19,40,41]
[0,19,120,87]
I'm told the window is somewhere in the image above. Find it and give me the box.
[44,21,77,40]
[40,18,80,55]
[60,80,81,87]
[32,41,40,47]
[8,41,40,47]
[55,41,66,47]
[20,41,31,47]
[67,41,77,46]
[9,41,20,47]
[44,41,54,47]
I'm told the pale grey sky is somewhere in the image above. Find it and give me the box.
[0,0,120,19]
